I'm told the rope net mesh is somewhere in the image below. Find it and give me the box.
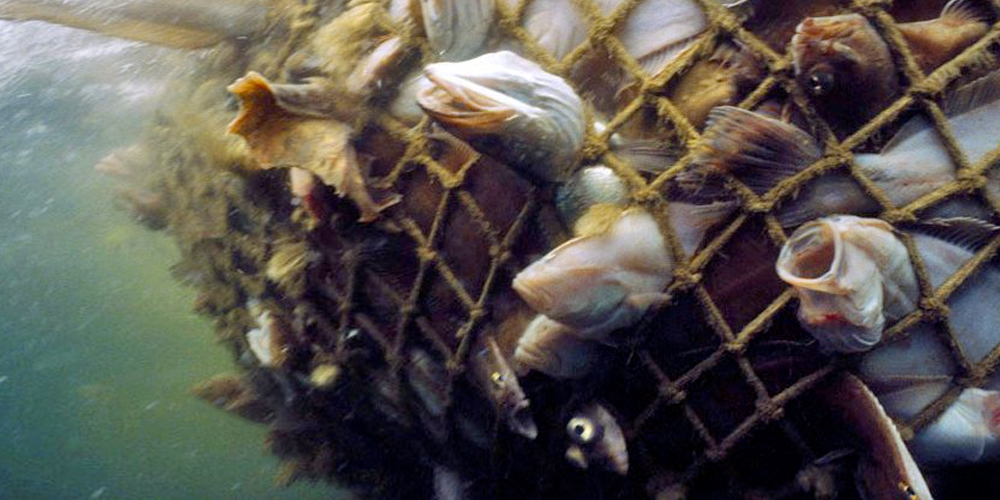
[152,0,1000,496]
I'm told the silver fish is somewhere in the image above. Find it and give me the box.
[514,315,604,379]
[776,215,919,353]
[418,51,586,182]
[565,403,629,475]
[469,334,538,439]
[512,207,673,341]
[420,0,495,61]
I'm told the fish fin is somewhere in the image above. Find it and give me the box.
[610,138,680,173]
[943,70,1000,117]
[689,106,822,194]
[635,36,699,77]
[940,0,990,25]
[911,217,1000,252]
[878,114,934,154]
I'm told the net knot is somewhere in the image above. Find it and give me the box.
[919,298,950,323]
[659,384,687,405]
[880,209,917,225]
[672,269,702,290]
[417,247,437,262]
[756,400,784,423]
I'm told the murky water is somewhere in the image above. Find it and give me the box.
[0,21,336,499]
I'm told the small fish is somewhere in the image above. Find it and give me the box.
[512,207,673,341]
[776,215,919,353]
[417,51,586,182]
[228,72,401,222]
[406,348,451,418]
[420,0,495,61]
[791,13,898,133]
[565,403,629,475]
[468,334,538,439]
[513,315,604,379]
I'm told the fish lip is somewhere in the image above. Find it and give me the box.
[419,63,528,122]
[508,400,538,439]
[776,219,845,293]
[512,274,555,312]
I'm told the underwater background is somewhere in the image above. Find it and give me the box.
[0,20,340,499]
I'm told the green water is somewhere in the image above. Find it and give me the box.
[0,22,337,499]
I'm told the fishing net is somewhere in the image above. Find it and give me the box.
[143,0,1000,497]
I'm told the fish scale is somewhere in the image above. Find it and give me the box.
[11,0,1000,497]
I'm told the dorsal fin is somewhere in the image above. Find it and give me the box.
[943,69,1000,117]
[878,114,934,154]
[940,0,989,25]
[912,217,1000,252]
[686,106,822,195]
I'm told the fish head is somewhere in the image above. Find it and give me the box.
[565,405,629,475]
[777,216,887,353]
[419,52,544,133]
[512,250,629,328]
[791,14,896,121]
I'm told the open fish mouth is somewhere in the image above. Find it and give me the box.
[418,64,532,130]
[776,219,845,294]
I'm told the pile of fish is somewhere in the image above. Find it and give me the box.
[9,0,1000,497]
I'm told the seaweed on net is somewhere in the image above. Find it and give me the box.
[135,0,1000,497]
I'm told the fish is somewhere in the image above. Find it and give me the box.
[406,348,451,418]
[895,0,990,74]
[265,237,317,298]
[511,0,707,76]
[468,334,538,439]
[420,0,495,61]
[512,207,673,341]
[792,2,991,134]
[227,72,401,222]
[791,13,898,133]
[564,403,629,475]
[776,215,919,353]
[0,0,267,49]
[417,51,586,182]
[513,315,605,379]
[680,101,1000,227]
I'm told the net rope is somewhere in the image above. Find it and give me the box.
[209,0,1000,491]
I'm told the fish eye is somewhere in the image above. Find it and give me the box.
[567,417,599,445]
[808,71,835,96]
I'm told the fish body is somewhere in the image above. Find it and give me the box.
[469,334,538,439]
[776,215,919,353]
[512,207,673,340]
[565,403,629,475]
[418,51,586,182]
[792,1,991,133]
